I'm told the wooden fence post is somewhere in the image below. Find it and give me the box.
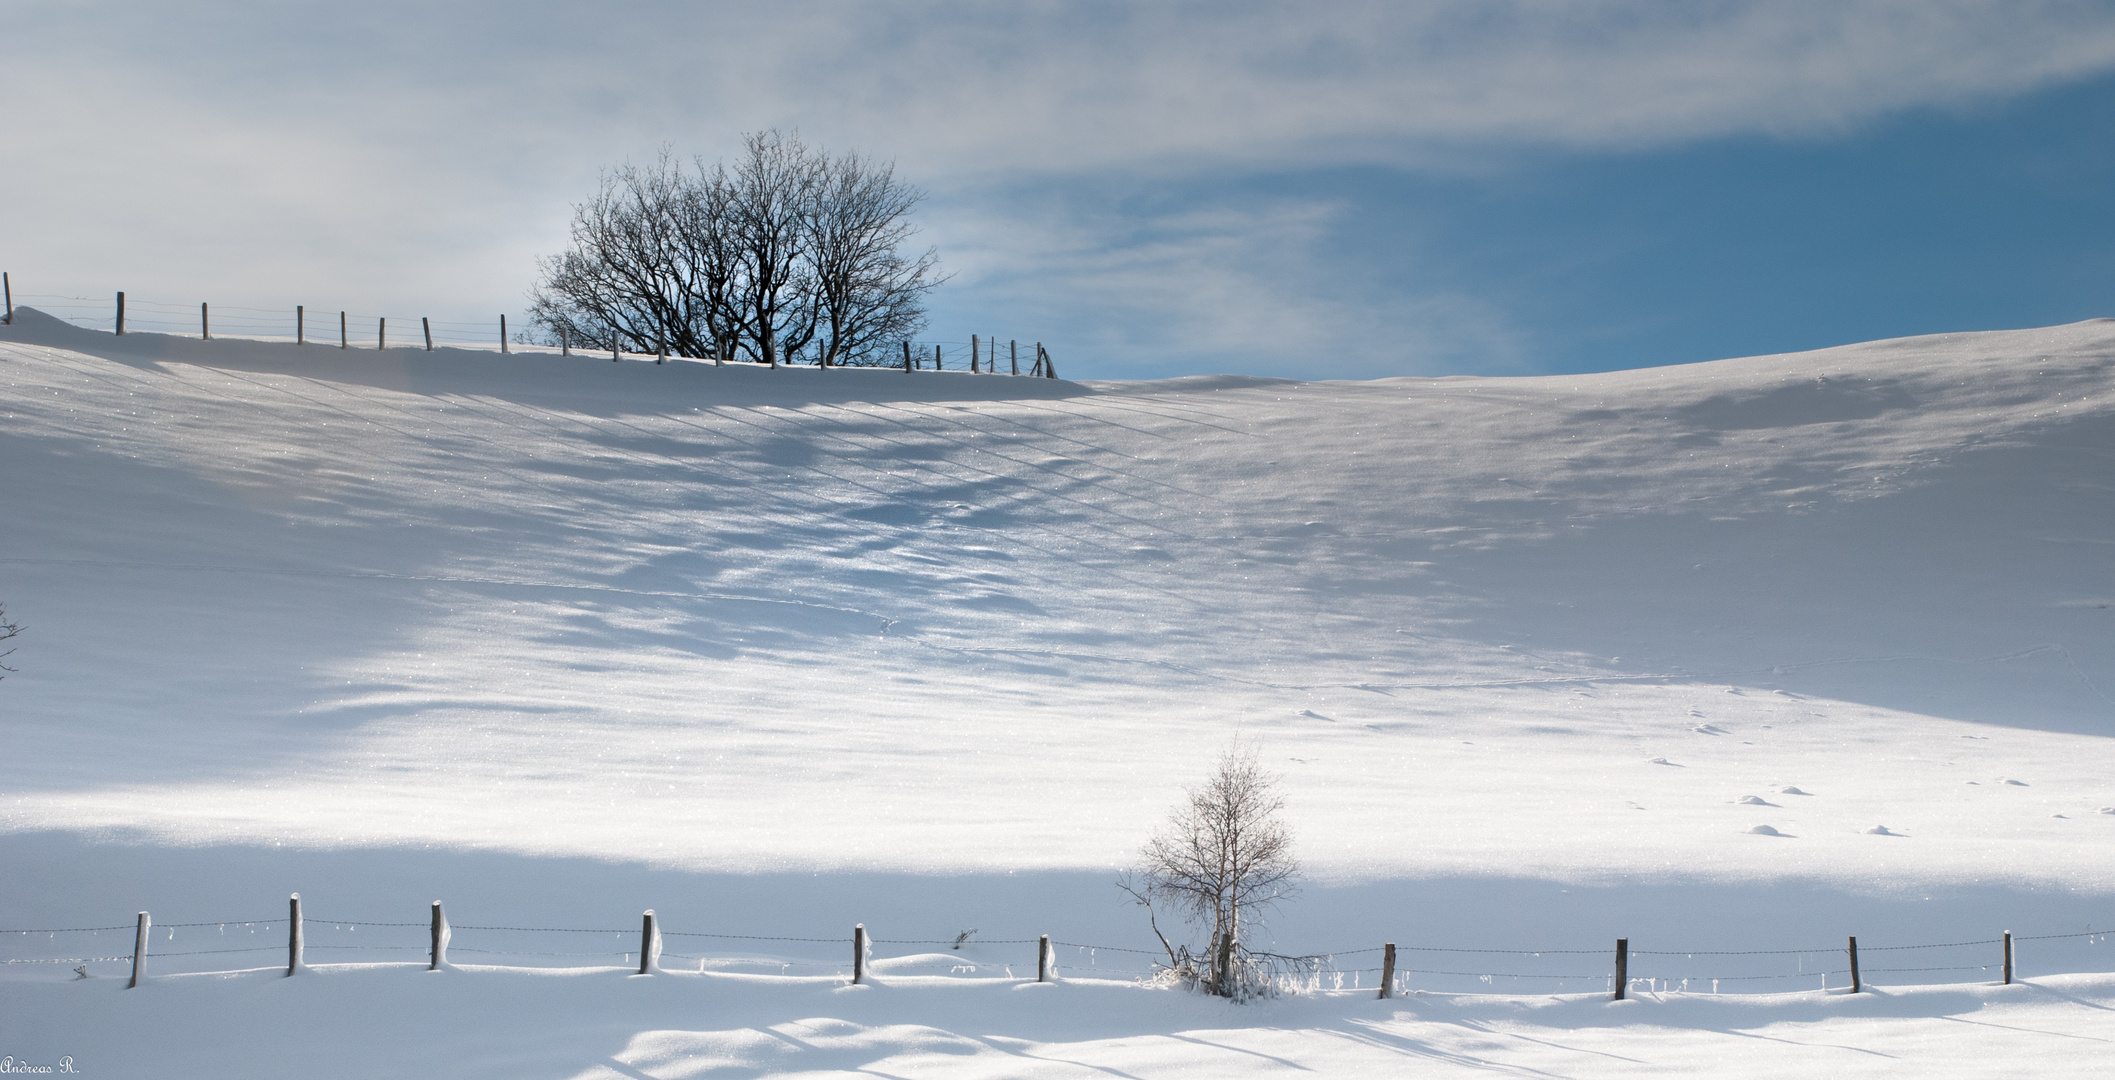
[116,292,126,335]
[1011,339,1018,376]
[934,344,942,371]
[287,893,303,976]
[339,311,347,350]
[657,341,666,365]
[560,326,569,357]
[378,317,386,351]
[638,910,657,975]
[853,924,868,984]
[2003,931,2014,985]
[1612,938,1628,1000]
[1379,943,1396,999]
[902,341,912,373]
[1038,934,1051,982]
[423,318,433,351]
[1848,936,1861,993]
[3,272,11,324]
[612,341,620,362]
[201,302,210,340]
[430,901,449,970]
[972,334,980,373]
[500,315,509,354]
[297,305,305,345]
[129,912,150,989]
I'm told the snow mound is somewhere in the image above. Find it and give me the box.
[1747,825,1786,836]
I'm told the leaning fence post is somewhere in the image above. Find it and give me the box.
[1848,935,1861,993]
[1612,938,1628,1000]
[129,911,150,988]
[1379,942,1397,999]
[116,292,126,335]
[853,924,868,984]
[1039,343,1056,379]
[638,910,657,975]
[1038,934,1051,982]
[287,893,304,976]
[430,901,449,970]
[297,305,305,345]
[500,314,509,354]
[3,271,12,324]
[423,317,433,351]
[2003,931,2014,985]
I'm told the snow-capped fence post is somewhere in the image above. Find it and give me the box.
[1379,943,1396,999]
[201,302,210,340]
[1848,936,1861,993]
[853,924,868,984]
[287,893,304,976]
[423,318,433,351]
[297,305,304,345]
[116,292,126,335]
[1037,935,1051,982]
[2003,931,2014,985]
[1611,938,1628,1000]
[500,315,509,354]
[429,901,449,970]
[128,911,149,989]
[637,910,657,975]
[339,311,347,350]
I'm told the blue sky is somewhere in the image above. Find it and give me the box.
[7,1,2115,380]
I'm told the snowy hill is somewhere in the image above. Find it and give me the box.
[3,309,2113,1075]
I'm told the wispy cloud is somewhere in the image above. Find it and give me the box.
[6,1,2114,373]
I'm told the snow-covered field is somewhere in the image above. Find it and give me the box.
[3,308,2112,1075]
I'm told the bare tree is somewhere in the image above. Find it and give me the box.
[1122,743,1299,999]
[526,150,730,358]
[807,149,941,367]
[528,131,941,367]
[0,602,21,679]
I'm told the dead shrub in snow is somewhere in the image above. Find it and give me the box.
[1121,743,1301,1000]
[0,602,19,679]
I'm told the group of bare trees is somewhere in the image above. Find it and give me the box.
[527,131,941,367]
[1124,744,1301,1001]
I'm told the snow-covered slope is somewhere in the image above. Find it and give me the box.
[3,309,2113,1073]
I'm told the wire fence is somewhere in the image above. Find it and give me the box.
[2,285,1056,375]
[5,904,2106,1000]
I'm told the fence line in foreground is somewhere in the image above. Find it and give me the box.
[7,895,2105,1001]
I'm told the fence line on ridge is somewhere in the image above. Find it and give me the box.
[1,281,1061,378]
